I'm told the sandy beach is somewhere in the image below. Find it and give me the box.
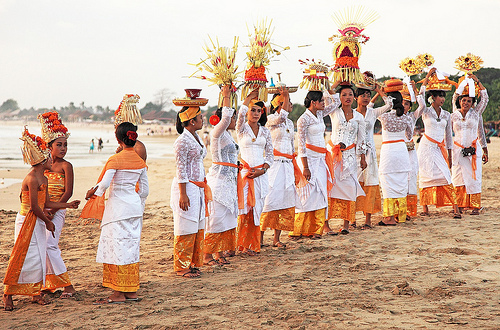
[1,134,499,329]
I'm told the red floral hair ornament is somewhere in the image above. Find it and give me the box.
[126,131,138,141]
[209,114,220,126]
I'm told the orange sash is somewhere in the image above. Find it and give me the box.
[305,143,335,192]
[273,149,308,188]
[189,178,213,217]
[326,141,355,186]
[79,149,147,224]
[454,138,478,180]
[213,161,244,210]
[382,139,405,144]
[3,211,38,285]
[4,186,46,286]
[424,134,449,167]
[239,160,264,209]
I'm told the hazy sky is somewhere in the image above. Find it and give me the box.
[1,0,499,110]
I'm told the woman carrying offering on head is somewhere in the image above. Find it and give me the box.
[204,85,239,265]
[326,84,367,235]
[236,89,273,255]
[82,122,148,302]
[451,74,488,215]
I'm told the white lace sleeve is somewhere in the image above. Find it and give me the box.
[95,169,116,196]
[445,115,453,150]
[236,105,248,138]
[174,139,189,183]
[212,107,234,138]
[266,109,288,127]
[374,96,393,118]
[138,168,149,199]
[413,94,426,120]
[297,115,307,157]
[323,92,341,116]
[405,115,413,141]
[262,127,274,166]
[356,117,367,155]
[452,92,459,112]
[478,116,487,148]
[474,89,489,115]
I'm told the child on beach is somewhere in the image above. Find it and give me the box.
[38,112,77,298]
[3,127,80,311]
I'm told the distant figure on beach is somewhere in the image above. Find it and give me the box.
[203,131,210,148]
[89,139,94,153]
[98,138,103,152]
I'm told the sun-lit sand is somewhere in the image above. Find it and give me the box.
[1,134,499,328]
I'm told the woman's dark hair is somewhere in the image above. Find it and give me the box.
[388,91,405,117]
[215,107,223,120]
[402,99,413,108]
[455,95,476,109]
[175,106,191,134]
[337,84,355,95]
[427,90,446,103]
[252,101,267,126]
[304,91,323,108]
[355,87,371,98]
[116,122,138,146]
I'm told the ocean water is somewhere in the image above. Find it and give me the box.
[0,123,173,170]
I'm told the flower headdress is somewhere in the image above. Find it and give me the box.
[114,94,142,127]
[415,53,455,91]
[20,126,50,166]
[190,36,241,109]
[38,111,70,143]
[424,74,456,92]
[241,19,276,102]
[328,6,379,84]
[399,57,425,76]
[298,59,330,91]
[454,53,483,97]
[416,53,435,68]
[455,53,483,74]
[399,57,425,102]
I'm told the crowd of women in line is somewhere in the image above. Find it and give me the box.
[171,68,489,279]
[2,69,490,310]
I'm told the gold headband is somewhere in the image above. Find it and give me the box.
[248,100,264,110]
[179,107,201,122]
[271,95,285,109]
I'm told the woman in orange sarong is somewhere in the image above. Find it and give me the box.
[3,128,79,311]
[170,101,208,278]
[204,85,238,265]
[236,89,273,255]
[83,122,148,303]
